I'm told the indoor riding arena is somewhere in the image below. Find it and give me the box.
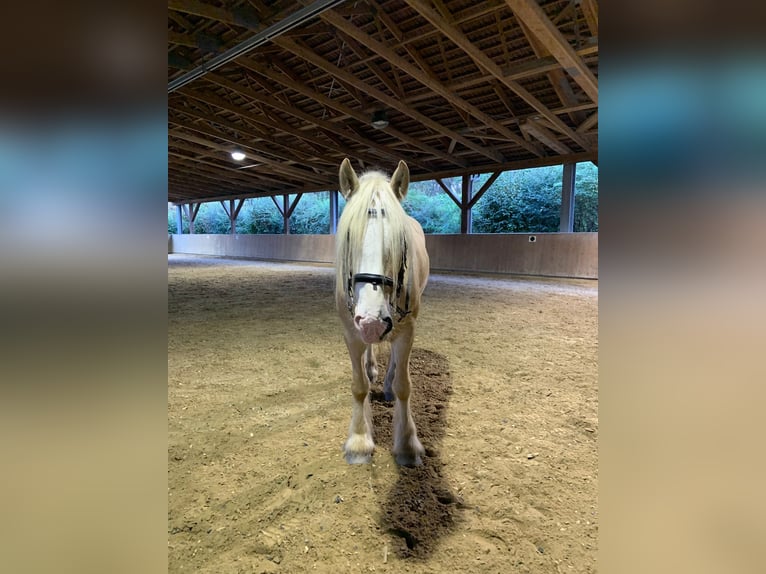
[168,1,598,573]
[168,235,597,574]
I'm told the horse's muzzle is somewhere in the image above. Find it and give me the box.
[354,314,393,344]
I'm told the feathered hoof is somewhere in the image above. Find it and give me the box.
[343,434,374,464]
[345,451,373,465]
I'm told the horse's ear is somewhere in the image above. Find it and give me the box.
[390,160,410,201]
[339,158,359,199]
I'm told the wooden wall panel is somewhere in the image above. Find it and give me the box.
[169,233,598,279]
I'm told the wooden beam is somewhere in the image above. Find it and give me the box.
[168,0,252,29]
[169,125,329,184]
[580,0,599,37]
[168,32,197,49]
[286,194,304,217]
[520,120,573,155]
[504,0,598,104]
[319,9,541,157]
[169,149,277,187]
[518,20,586,124]
[404,0,591,151]
[169,155,291,193]
[171,104,318,165]
[271,195,284,215]
[460,174,472,234]
[204,73,448,169]
[414,39,598,100]
[577,112,598,133]
[334,30,404,99]
[233,198,245,220]
[178,87,346,159]
[169,146,278,184]
[560,162,575,232]
[233,58,451,168]
[467,171,502,209]
[175,180,340,206]
[435,179,461,207]
[415,151,597,182]
[274,36,506,163]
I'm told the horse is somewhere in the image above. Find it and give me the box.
[335,158,430,467]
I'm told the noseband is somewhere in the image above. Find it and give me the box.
[346,242,411,322]
[352,273,393,290]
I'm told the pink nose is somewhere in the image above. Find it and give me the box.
[354,315,389,344]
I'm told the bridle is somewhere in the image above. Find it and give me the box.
[345,207,412,323]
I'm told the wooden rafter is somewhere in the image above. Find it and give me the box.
[467,171,503,209]
[166,0,598,204]
[204,72,446,169]
[404,40,598,105]
[168,0,254,30]
[405,0,591,151]
[520,120,573,155]
[178,87,347,159]
[274,36,506,163]
[169,125,330,184]
[504,0,598,104]
[171,105,318,165]
[580,0,599,37]
[577,111,598,133]
[233,57,449,169]
[319,9,542,157]
[518,19,586,124]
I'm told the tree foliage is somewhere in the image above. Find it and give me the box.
[473,166,563,232]
[573,162,598,232]
[402,180,461,233]
[168,164,597,234]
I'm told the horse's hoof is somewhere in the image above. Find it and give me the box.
[345,452,373,464]
[383,391,395,402]
[394,452,423,467]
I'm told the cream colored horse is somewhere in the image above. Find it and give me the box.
[336,158,430,466]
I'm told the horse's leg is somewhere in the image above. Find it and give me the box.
[383,357,396,402]
[389,324,425,467]
[343,336,375,464]
[365,344,378,384]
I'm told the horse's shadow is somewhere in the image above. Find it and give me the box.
[370,348,464,559]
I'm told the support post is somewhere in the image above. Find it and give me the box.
[460,174,473,234]
[283,194,290,234]
[175,205,183,234]
[560,163,576,232]
[329,189,339,234]
[183,203,200,234]
[228,200,236,234]
[220,199,245,234]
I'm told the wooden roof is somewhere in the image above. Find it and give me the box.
[168,0,598,204]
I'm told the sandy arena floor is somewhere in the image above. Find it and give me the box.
[168,254,598,573]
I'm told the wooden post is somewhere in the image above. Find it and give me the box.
[270,194,303,234]
[283,194,290,234]
[221,199,245,234]
[460,174,473,234]
[228,200,236,234]
[183,203,200,234]
[560,163,576,232]
[329,190,339,234]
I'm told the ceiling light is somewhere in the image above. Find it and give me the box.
[231,150,246,161]
[371,110,389,129]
